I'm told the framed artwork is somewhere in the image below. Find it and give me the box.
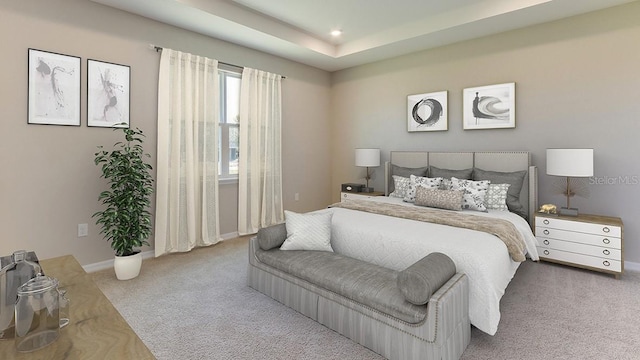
[28,49,81,126]
[463,82,515,130]
[87,59,130,128]
[407,91,448,132]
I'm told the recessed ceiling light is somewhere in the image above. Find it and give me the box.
[331,30,342,37]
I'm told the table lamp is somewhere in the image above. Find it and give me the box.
[546,148,594,216]
[355,148,380,193]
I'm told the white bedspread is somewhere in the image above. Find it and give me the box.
[322,197,538,335]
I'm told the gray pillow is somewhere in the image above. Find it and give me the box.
[397,252,456,305]
[389,164,428,193]
[256,223,287,250]
[473,168,527,218]
[429,166,473,180]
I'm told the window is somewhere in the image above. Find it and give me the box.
[219,70,241,180]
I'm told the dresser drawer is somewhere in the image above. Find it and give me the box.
[535,217,621,237]
[535,227,621,249]
[342,192,367,201]
[537,247,622,272]
[536,238,622,260]
[341,192,384,202]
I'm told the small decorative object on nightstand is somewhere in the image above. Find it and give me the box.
[535,212,623,279]
[355,148,380,193]
[341,183,364,193]
[538,204,557,214]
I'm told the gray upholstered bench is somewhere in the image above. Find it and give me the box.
[248,223,471,360]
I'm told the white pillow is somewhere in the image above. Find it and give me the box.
[389,175,411,198]
[280,210,333,252]
[486,183,510,211]
[450,177,490,212]
[403,175,443,203]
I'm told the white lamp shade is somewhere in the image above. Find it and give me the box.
[355,148,380,167]
[546,148,594,177]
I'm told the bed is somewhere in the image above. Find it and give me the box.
[328,151,539,335]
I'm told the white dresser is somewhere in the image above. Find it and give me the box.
[340,191,385,202]
[535,213,623,278]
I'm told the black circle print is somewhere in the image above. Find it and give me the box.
[412,98,443,127]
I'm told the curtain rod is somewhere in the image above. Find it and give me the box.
[150,44,285,79]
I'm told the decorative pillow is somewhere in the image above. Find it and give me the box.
[414,187,463,211]
[485,183,511,211]
[389,165,429,193]
[450,177,490,212]
[397,252,457,305]
[403,175,443,203]
[429,166,473,180]
[389,175,411,198]
[473,168,527,217]
[280,210,333,252]
[257,223,287,250]
[441,178,452,190]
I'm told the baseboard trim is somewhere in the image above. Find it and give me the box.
[82,250,155,273]
[625,260,640,272]
[83,231,240,273]
[220,231,240,241]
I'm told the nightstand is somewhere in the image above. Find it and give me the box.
[341,191,385,202]
[535,213,623,279]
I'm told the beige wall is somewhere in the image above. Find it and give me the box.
[3,0,640,266]
[0,0,331,265]
[330,3,640,263]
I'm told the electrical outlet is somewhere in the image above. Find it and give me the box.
[294,193,300,201]
[78,223,88,237]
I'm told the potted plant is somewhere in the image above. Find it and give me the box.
[93,127,154,280]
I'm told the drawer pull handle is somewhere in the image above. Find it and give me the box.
[543,250,550,255]
[603,249,610,256]
[603,238,610,245]
[603,260,610,267]
[543,229,550,235]
[603,227,610,233]
[543,219,550,225]
[543,240,550,245]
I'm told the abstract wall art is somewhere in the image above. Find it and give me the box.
[28,49,81,126]
[407,91,448,132]
[87,59,130,128]
[463,82,515,130]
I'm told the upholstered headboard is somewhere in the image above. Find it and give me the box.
[384,151,537,225]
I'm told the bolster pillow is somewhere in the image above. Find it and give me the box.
[257,223,287,250]
[397,252,456,305]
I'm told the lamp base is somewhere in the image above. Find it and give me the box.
[361,187,375,193]
[558,207,579,216]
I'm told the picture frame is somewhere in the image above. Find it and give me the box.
[407,91,448,132]
[463,82,515,130]
[28,49,81,126]
[87,59,130,128]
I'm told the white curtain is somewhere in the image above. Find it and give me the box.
[238,68,284,235]
[155,49,221,256]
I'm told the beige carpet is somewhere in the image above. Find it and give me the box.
[93,237,640,360]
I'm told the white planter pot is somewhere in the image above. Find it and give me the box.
[114,252,142,280]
